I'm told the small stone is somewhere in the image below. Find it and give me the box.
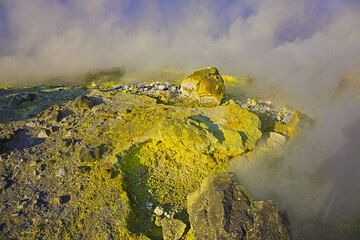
[145,202,154,210]
[269,132,287,145]
[154,206,164,216]
[40,163,46,171]
[55,167,67,177]
[16,203,24,210]
[78,166,91,174]
[64,130,73,138]
[51,197,60,205]
[155,216,162,227]
[51,126,60,132]
[160,218,187,240]
[56,109,73,122]
[158,85,166,91]
[26,122,37,128]
[74,95,94,109]
[16,199,31,209]
[37,130,49,138]
[164,212,171,218]
[59,195,71,204]
[79,146,96,162]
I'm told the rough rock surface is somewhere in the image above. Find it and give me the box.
[267,132,287,145]
[187,173,291,240]
[0,68,307,239]
[160,218,186,240]
[181,67,225,105]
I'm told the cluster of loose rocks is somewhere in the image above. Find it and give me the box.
[112,82,180,97]
[236,98,295,124]
[112,67,226,106]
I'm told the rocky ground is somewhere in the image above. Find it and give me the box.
[0,67,304,239]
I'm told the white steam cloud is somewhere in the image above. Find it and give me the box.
[0,0,360,238]
[0,0,359,106]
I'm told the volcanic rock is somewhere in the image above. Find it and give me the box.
[78,146,97,163]
[160,218,187,240]
[187,173,290,240]
[154,206,164,216]
[268,132,287,145]
[37,130,49,139]
[73,95,94,109]
[180,67,225,105]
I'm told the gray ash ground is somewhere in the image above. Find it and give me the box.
[112,82,181,97]
[236,98,295,124]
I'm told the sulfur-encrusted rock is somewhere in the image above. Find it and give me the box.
[187,173,290,240]
[180,67,225,105]
[78,146,97,163]
[203,100,262,152]
[160,218,187,240]
[274,111,300,138]
[268,132,287,145]
[73,95,94,109]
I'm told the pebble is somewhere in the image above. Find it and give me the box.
[154,206,164,216]
[59,195,71,204]
[55,167,67,177]
[269,132,287,144]
[26,122,37,128]
[145,202,153,210]
[112,82,181,96]
[37,130,49,139]
[236,98,294,124]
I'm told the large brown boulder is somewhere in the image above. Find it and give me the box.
[180,67,225,105]
[187,173,291,240]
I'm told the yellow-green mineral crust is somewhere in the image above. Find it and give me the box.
[180,67,225,105]
[0,67,304,240]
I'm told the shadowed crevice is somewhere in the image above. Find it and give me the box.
[190,114,225,143]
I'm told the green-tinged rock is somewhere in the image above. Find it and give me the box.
[274,111,300,138]
[267,132,287,146]
[158,118,217,152]
[73,95,94,109]
[107,101,263,238]
[78,146,97,162]
[187,173,291,240]
[117,138,226,239]
[160,218,187,240]
[203,100,262,150]
[181,67,225,105]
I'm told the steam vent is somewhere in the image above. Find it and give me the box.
[0,66,318,239]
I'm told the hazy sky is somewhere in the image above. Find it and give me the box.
[0,0,359,102]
